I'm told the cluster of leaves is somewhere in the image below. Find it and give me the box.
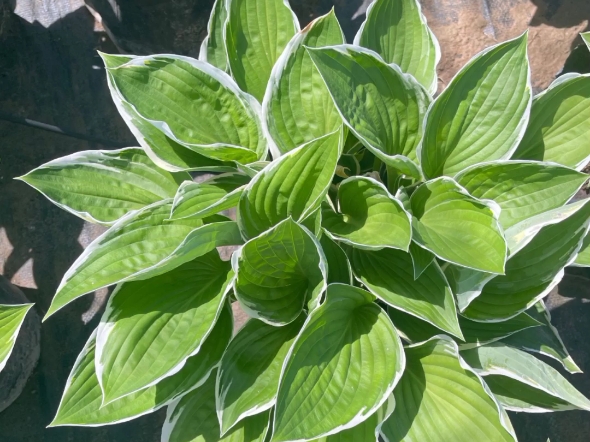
[19,0,590,439]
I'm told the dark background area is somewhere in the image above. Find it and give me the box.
[0,0,589,441]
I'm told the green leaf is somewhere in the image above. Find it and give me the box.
[49,304,232,427]
[263,9,345,156]
[45,201,242,319]
[233,218,327,326]
[512,73,590,170]
[322,177,412,251]
[19,148,188,226]
[409,242,435,280]
[410,177,507,274]
[350,247,463,339]
[455,160,587,229]
[501,301,582,374]
[381,336,516,442]
[0,304,33,372]
[319,233,352,285]
[583,32,590,51]
[307,45,430,179]
[238,129,342,239]
[419,33,531,178]
[444,265,496,312]
[102,53,266,163]
[354,0,440,94]
[217,315,304,435]
[273,284,404,442]
[461,343,590,412]
[95,251,233,405]
[310,395,396,442]
[573,232,590,266]
[162,370,270,442]
[170,173,250,220]
[458,313,541,349]
[225,0,299,101]
[463,200,590,322]
[199,0,229,71]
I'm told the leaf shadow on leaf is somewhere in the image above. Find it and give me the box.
[387,361,426,441]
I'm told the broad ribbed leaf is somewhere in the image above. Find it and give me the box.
[225,0,299,101]
[263,10,344,156]
[462,343,590,412]
[455,160,587,229]
[322,177,412,251]
[387,306,539,348]
[573,233,590,266]
[273,284,404,441]
[354,0,440,94]
[310,395,396,442]
[46,201,242,319]
[351,247,462,339]
[319,233,352,285]
[501,301,582,374]
[308,45,430,179]
[233,218,326,326]
[444,265,496,312]
[512,73,590,170]
[583,32,590,51]
[238,130,342,239]
[162,370,270,442]
[49,304,232,427]
[410,178,507,274]
[199,0,229,71]
[217,315,304,434]
[170,173,250,220]
[102,53,266,163]
[409,242,434,279]
[95,251,233,404]
[20,148,188,225]
[381,336,516,442]
[0,304,33,372]
[419,34,531,178]
[463,200,590,321]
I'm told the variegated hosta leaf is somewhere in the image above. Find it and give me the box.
[310,395,396,442]
[387,306,539,348]
[455,160,587,229]
[350,247,463,339]
[319,233,352,285]
[307,45,430,179]
[19,148,188,226]
[263,9,345,157]
[199,0,228,71]
[0,304,33,372]
[501,301,582,374]
[463,200,590,322]
[238,130,342,239]
[354,0,440,94]
[49,304,232,427]
[45,201,242,319]
[273,284,404,442]
[95,251,233,405]
[410,177,507,274]
[322,177,412,251]
[162,370,270,442]
[419,33,531,178]
[381,336,516,442]
[583,32,590,50]
[444,265,495,312]
[409,242,435,280]
[170,173,250,220]
[573,233,590,266]
[216,315,304,435]
[461,343,590,412]
[512,73,590,170]
[233,218,327,326]
[102,53,266,163]
[225,0,300,101]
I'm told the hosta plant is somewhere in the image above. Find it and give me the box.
[0,302,34,373]
[19,0,590,440]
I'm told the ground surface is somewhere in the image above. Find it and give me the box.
[0,1,589,441]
